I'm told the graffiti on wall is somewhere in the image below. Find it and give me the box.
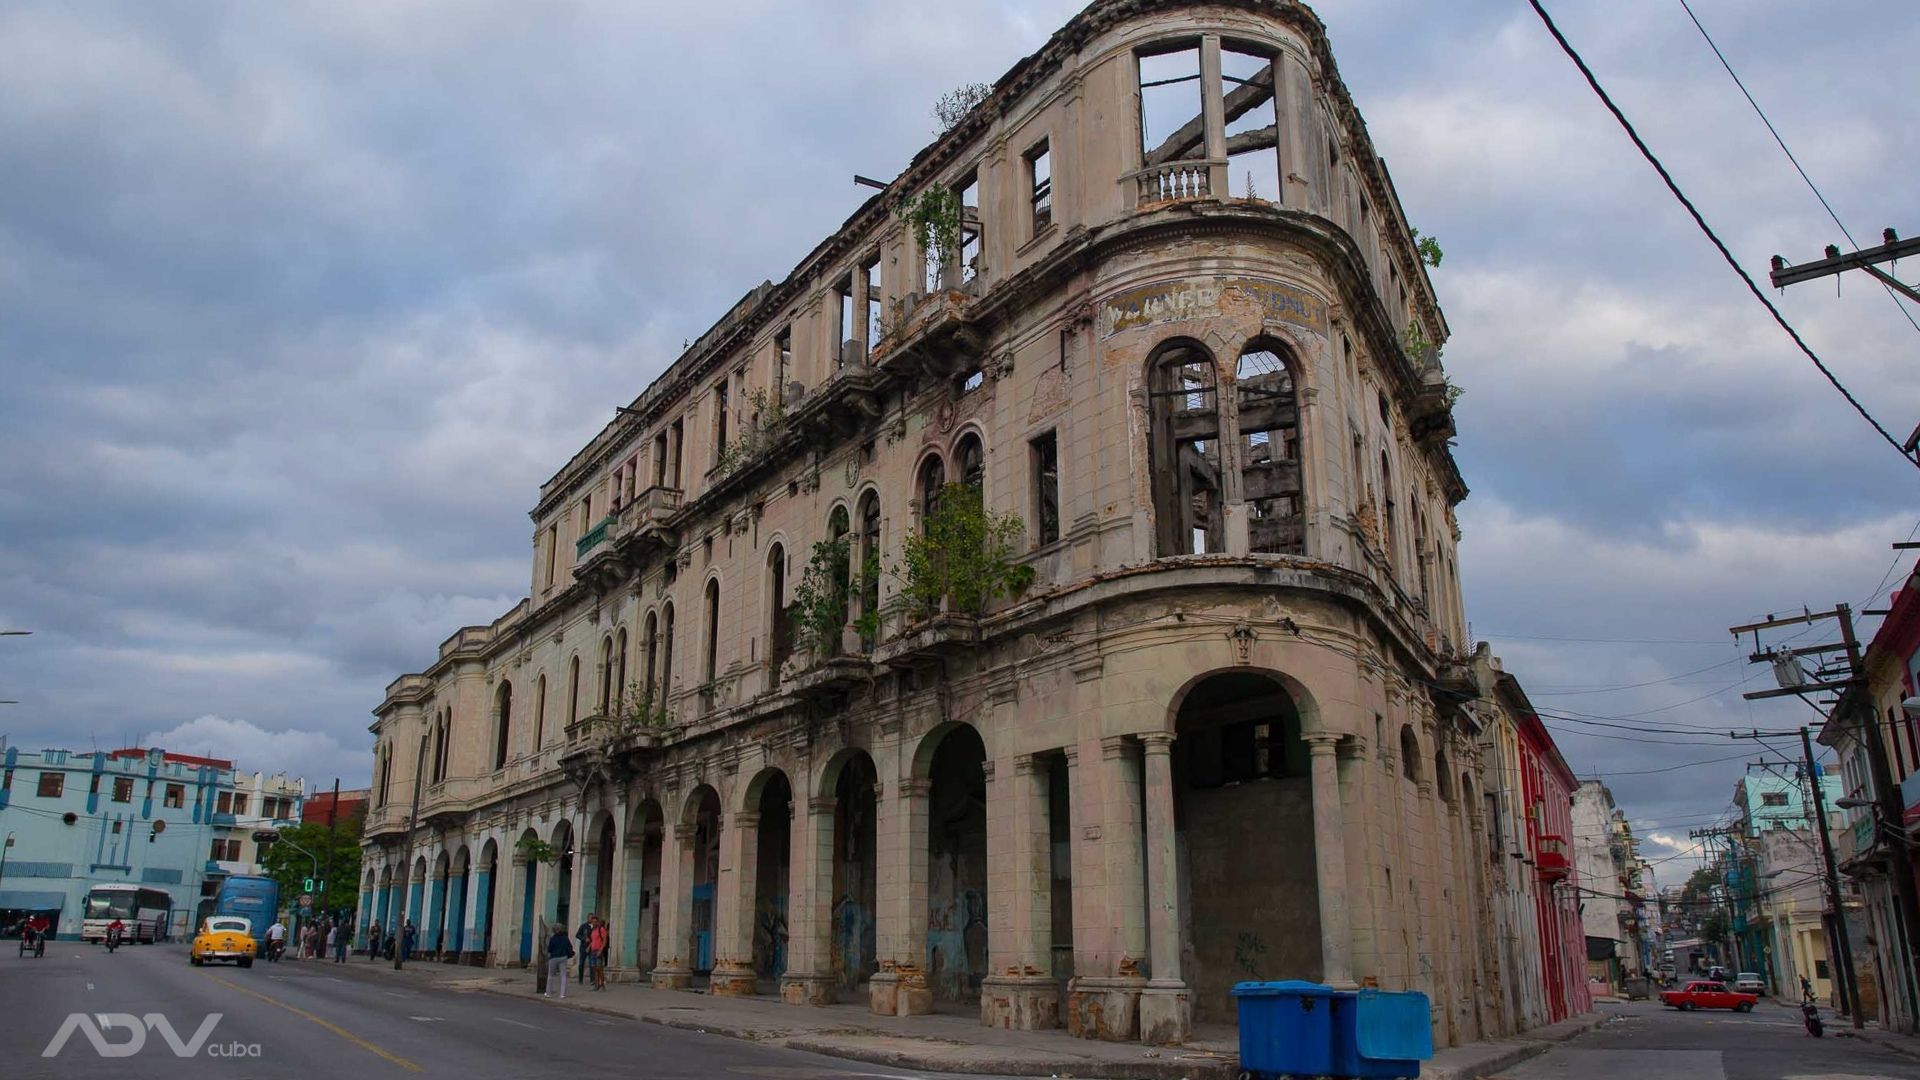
[1098,278,1330,340]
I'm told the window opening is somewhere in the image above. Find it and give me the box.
[863,256,883,350]
[669,420,684,487]
[836,276,856,368]
[858,493,882,650]
[1138,45,1204,165]
[954,433,984,490]
[1031,431,1060,546]
[1222,46,1279,201]
[1379,450,1396,567]
[653,432,669,487]
[599,635,615,713]
[704,580,722,685]
[535,674,548,748]
[768,545,790,684]
[1026,140,1053,233]
[544,524,559,588]
[958,172,982,285]
[36,771,63,798]
[958,368,984,394]
[567,656,581,728]
[714,380,730,460]
[919,456,946,532]
[1235,342,1303,554]
[495,682,513,769]
[775,327,793,399]
[1147,343,1222,555]
[113,777,134,802]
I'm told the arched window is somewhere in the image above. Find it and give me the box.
[597,635,614,713]
[767,544,790,683]
[643,612,659,705]
[429,712,445,784]
[954,432,984,490]
[1413,498,1431,600]
[566,655,581,730]
[1236,340,1303,555]
[1147,341,1222,555]
[614,628,628,706]
[377,745,391,806]
[660,602,676,699]
[827,507,851,656]
[703,579,722,684]
[1435,745,1454,804]
[1399,724,1420,783]
[434,708,451,783]
[494,681,513,770]
[918,454,946,531]
[857,491,882,648]
[534,674,548,748]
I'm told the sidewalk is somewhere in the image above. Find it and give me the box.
[1769,999,1920,1061]
[322,957,1611,1079]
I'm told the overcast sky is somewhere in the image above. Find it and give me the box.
[1,0,1914,881]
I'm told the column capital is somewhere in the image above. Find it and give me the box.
[1138,732,1175,755]
[1012,755,1043,776]
[898,777,933,799]
[673,823,698,842]
[807,796,837,816]
[732,811,761,829]
[1302,731,1343,755]
[1099,734,1132,760]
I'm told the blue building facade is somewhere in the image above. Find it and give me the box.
[0,744,237,939]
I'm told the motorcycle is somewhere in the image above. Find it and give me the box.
[1802,998,1825,1037]
[105,927,123,954]
[266,937,285,963]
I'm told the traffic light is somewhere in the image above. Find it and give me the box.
[303,878,315,893]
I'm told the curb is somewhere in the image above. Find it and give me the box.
[1425,1011,1610,1080]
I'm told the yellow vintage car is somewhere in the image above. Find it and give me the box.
[190,916,256,967]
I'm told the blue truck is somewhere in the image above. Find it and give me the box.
[212,875,281,940]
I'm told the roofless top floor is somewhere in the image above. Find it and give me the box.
[529,0,1451,538]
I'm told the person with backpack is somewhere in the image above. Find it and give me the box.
[587,915,610,991]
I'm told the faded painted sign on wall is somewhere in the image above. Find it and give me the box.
[1099,278,1329,339]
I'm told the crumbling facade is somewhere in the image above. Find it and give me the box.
[361,0,1504,1046]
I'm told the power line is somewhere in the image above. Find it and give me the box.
[1675,0,1920,338]
[1528,655,1745,696]
[1527,0,1918,470]
[1583,750,1754,777]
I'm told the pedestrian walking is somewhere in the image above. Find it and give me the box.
[545,925,574,999]
[401,920,417,962]
[367,920,383,960]
[588,916,609,991]
[333,922,349,963]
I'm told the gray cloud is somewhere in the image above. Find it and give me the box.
[0,0,1913,870]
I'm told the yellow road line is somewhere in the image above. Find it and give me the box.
[203,972,424,1072]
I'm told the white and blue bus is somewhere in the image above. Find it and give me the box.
[82,884,172,944]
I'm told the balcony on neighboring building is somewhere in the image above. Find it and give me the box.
[1125,157,1222,208]
[869,290,983,383]
[1536,834,1571,881]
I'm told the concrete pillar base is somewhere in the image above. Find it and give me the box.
[780,973,836,1006]
[1139,983,1192,1046]
[709,963,758,997]
[981,974,1062,1030]
[650,966,692,990]
[1066,976,1143,1041]
[869,968,934,1016]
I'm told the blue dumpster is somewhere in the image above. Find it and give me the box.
[1232,980,1339,1077]
[1234,981,1433,1079]
[1330,988,1432,1079]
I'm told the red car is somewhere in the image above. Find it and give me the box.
[1660,980,1758,1012]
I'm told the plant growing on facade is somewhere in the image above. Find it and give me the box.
[1409,226,1444,269]
[897,482,1035,620]
[790,536,852,656]
[904,185,965,280]
[515,836,560,864]
[933,82,992,133]
[711,387,787,479]
[1401,322,1442,366]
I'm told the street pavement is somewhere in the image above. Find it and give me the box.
[1508,1000,1920,1080]
[0,940,1022,1080]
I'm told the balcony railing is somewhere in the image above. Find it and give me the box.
[1536,834,1571,881]
[576,514,616,559]
[1128,158,1220,205]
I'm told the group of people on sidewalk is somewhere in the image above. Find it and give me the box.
[263,916,351,963]
[544,913,610,999]
[360,919,420,962]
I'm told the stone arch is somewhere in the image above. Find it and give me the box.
[1145,336,1224,556]
[588,809,617,924]
[914,722,989,1003]
[514,825,541,963]
[766,540,792,683]
[742,767,794,983]
[915,449,947,528]
[549,817,577,933]
[1233,334,1306,555]
[951,426,986,491]
[626,799,666,972]
[1170,668,1321,1023]
[681,784,723,976]
[702,575,723,685]
[494,679,514,770]
[815,747,878,996]
[1399,724,1422,784]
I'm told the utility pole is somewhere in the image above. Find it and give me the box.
[1802,726,1862,1026]
[394,733,428,971]
[1771,228,1920,303]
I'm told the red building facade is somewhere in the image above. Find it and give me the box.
[1517,713,1592,1023]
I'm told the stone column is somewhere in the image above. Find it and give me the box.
[1069,736,1145,1041]
[607,819,634,978]
[1306,732,1356,988]
[426,869,447,957]
[1138,732,1191,1044]
[983,754,1061,1030]
[1199,34,1228,199]
[782,795,836,1005]
[711,809,760,995]
[871,776,932,1017]
[651,823,695,989]
[504,853,527,966]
